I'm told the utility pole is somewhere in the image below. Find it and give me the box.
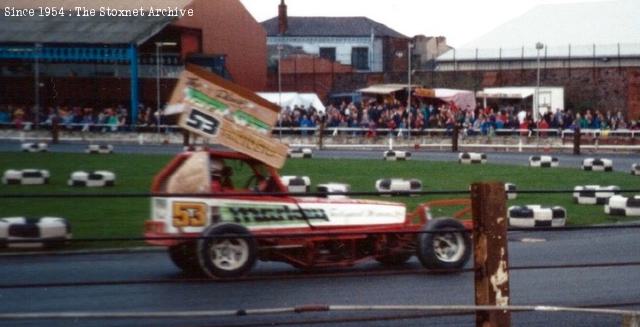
[471,182,511,327]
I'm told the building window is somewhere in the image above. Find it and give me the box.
[351,47,369,70]
[319,47,336,61]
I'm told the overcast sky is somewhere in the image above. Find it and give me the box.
[239,0,605,48]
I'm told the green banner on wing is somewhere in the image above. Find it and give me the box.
[185,87,229,114]
[185,87,270,134]
[232,111,271,134]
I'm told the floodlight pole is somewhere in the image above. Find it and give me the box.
[34,43,41,130]
[155,42,176,133]
[156,43,162,133]
[278,44,283,108]
[407,41,413,138]
[535,42,544,122]
[277,43,283,138]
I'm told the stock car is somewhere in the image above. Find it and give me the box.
[144,150,472,279]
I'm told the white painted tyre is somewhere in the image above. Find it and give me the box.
[86,144,113,154]
[317,183,350,199]
[281,176,311,193]
[21,143,48,153]
[375,178,422,196]
[605,195,640,216]
[383,150,411,161]
[505,183,517,200]
[287,148,313,159]
[2,169,49,185]
[582,158,613,172]
[0,217,71,249]
[529,155,559,168]
[68,171,116,187]
[458,152,487,164]
[573,185,620,205]
[508,205,567,227]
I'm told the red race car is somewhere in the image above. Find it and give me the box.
[145,150,472,279]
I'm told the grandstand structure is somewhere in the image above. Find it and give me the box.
[0,0,267,125]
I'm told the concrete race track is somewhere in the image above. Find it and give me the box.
[0,227,639,326]
[1,140,639,326]
[0,139,638,171]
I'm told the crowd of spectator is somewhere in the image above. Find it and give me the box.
[0,104,170,132]
[2,100,639,135]
[276,99,640,135]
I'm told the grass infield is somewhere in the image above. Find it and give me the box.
[0,152,637,249]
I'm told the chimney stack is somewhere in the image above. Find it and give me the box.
[278,0,288,35]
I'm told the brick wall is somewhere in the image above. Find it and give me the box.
[417,67,638,119]
[383,37,410,73]
[328,67,640,120]
[174,0,267,91]
[265,55,353,99]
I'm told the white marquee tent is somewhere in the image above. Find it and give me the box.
[257,92,326,113]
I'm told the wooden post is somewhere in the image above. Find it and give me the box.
[471,182,511,327]
[317,115,326,150]
[623,314,639,327]
[452,123,459,152]
[573,126,581,155]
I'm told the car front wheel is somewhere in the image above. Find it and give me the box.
[197,223,257,279]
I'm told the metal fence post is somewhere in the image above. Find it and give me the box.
[318,116,326,150]
[452,123,459,152]
[573,126,581,155]
[471,182,511,327]
[182,130,190,147]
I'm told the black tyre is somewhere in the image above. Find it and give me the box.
[375,253,413,266]
[168,241,203,275]
[417,218,471,271]
[197,223,257,279]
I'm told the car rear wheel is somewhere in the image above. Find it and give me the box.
[168,241,203,276]
[197,223,257,279]
[417,218,471,271]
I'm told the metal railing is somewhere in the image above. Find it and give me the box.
[1,122,638,138]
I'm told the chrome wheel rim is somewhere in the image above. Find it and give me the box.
[209,238,249,271]
[432,232,465,263]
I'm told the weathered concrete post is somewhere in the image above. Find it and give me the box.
[452,123,459,152]
[471,182,511,327]
[51,116,60,144]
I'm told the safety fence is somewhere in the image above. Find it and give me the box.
[1,187,640,326]
[3,123,640,154]
[3,121,640,138]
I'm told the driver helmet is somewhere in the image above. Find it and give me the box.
[210,159,224,178]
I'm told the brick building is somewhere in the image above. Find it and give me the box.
[260,0,411,101]
[262,0,409,72]
[0,0,267,123]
